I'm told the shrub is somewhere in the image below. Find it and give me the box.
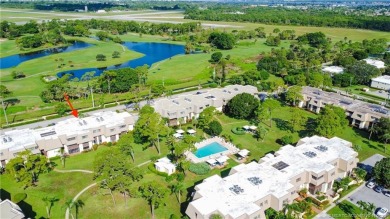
[92,144,99,151]
[176,172,185,182]
[205,120,222,136]
[209,83,218,88]
[189,163,210,175]
[12,193,27,203]
[231,127,245,135]
[280,135,293,145]
[210,52,223,63]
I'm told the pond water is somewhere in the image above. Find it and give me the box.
[0,41,92,69]
[57,42,185,79]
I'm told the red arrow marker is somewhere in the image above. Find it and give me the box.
[64,93,79,118]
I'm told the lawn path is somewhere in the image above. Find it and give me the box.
[54,169,93,174]
[63,159,152,219]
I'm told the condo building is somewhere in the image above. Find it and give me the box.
[146,85,258,126]
[0,111,135,167]
[300,86,389,129]
[186,136,358,219]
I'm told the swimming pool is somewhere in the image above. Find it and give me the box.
[194,142,228,158]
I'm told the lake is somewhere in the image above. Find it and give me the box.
[57,42,185,79]
[0,41,92,69]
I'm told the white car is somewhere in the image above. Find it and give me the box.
[367,181,375,188]
[377,208,389,218]
[385,191,390,198]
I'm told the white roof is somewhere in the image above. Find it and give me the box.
[187,129,196,134]
[372,75,390,85]
[238,149,250,157]
[189,136,357,217]
[155,157,175,170]
[206,159,218,165]
[364,58,385,69]
[249,126,257,130]
[243,125,250,130]
[1,111,133,152]
[216,155,229,163]
[176,129,185,134]
[173,133,183,138]
[322,66,344,74]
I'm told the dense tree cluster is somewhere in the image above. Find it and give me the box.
[315,105,348,137]
[225,93,259,119]
[373,157,390,188]
[208,32,236,50]
[184,7,390,31]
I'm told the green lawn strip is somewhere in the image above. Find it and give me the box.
[0,171,94,219]
[327,200,364,219]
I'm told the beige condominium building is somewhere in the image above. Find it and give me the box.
[147,85,258,126]
[299,86,390,129]
[0,111,135,167]
[186,136,358,219]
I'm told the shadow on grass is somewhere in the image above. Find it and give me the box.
[338,202,355,216]
[0,188,11,200]
[18,200,38,219]
[272,118,292,132]
[362,140,377,149]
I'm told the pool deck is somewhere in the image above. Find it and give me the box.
[185,137,240,163]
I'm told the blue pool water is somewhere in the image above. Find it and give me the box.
[194,142,228,158]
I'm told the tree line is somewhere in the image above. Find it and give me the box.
[184,6,390,31]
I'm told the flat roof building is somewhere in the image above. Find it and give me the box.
[0,199,25,219]
[371,75,390,90]
[186,136,358,219]
[0,111,135,167]
[146,85,258,126]
[322,66,344,76]
[300,86,389,129]
[364,58,385,69]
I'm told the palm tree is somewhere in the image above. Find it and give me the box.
[166,135,176,154]
[63,199,75,219]
[73,200,85,219]
[170,182,184,203]
[42,196,59,218]
[368,123,378,140]
[59,147,66,168]
[381,133,390,153]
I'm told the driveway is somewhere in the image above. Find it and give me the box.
[357,154,386,173]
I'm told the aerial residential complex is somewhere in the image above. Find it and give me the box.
[371,75,390,90]
[146,85,258,126]
[299,86,390,129]
[0,111,135,167]
[186,136,358,219]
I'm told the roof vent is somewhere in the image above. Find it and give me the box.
[3,138,7,143]
[247,177,262,185]
[7,137,12,142]
[303,151,317,158]
[315,145,328,152]
[83,120,87,125]
[79,121,83,126]
[229,185,244,195]
[96,118,100,122]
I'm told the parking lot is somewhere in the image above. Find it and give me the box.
[351,154,389,218]
[348,185,390,215]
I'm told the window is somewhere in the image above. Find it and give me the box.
[357,114,362,118]
[349,161,354,165]
[199,107,203,110]
[119,125,126,128]
[0,152,3,156]
[334,162,337,166]
[93,129,101,133]
[260,202,263,207]
[291,191,295,195]
[331,172,335,176]
[283,199,289,204]
[206,104,210,107]
[296,177,301,182]
[312,175,324,180]
[110,128,115,132]
[67,137,76,141]
[82,135,87,139]
[265,200,268,204]
[83,142,89,150]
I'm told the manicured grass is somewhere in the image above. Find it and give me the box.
[327,200,363,219]
[0,171,94,219]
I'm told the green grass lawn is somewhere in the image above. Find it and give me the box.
[327,200,364,219]
[0,171,94,219]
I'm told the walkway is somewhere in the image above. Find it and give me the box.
[63,160,151,219]
[54,168,93,174]
[314,183,365,219]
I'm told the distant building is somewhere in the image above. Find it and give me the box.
[299,86,389,129]
[145,85,258,126]
[0,111,135,167]
[364,58,385,69]
[0,199,25,219]
[154,157,176,175]
[96,10,106,13]
[85,6,88,12]
[322,66,344,76]
[371,75,390,90]
[186,136,358,219]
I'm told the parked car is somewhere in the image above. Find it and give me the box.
[374,186,384,193]
[384,191,390,197]
[366,181,375,189]
[376,207,388,218]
